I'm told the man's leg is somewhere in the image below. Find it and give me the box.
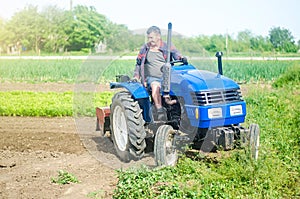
[151,81,167,120]
[151,81,162,109]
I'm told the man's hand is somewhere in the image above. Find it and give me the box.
[181,57,188,65]
[129,77,138,82]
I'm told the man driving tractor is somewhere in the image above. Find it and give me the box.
[134,25,187,120]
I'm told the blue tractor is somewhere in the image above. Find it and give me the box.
[96,23,259,166]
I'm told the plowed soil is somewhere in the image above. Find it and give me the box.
[0,83,118,199]
[0,116,120,199]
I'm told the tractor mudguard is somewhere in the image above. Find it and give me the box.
[110,82,149,99]
[110,82,152,122]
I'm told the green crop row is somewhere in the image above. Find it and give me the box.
[0,91,113,117]
[0,59,135,83]
[0,59,82,83]
[1,59,298,83]
[222,60,298,82]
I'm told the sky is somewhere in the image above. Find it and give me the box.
[1,0,299,41]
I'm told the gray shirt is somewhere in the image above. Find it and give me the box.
[144,51,165,78]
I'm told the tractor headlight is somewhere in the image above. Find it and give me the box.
[208,108,222,119]
[230,105,243,116]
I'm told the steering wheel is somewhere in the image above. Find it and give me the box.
[170,57,188,66]
[170,59,183,64]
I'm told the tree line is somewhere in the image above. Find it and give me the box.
[0,5,299,55]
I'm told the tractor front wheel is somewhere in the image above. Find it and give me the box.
[110,91,146,162]
[249,123,260,160]
[154,125,178,166]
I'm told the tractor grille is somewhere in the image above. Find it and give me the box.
[191,89,243,106]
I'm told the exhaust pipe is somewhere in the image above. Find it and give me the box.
[162,22,177,105]
[162,22,172,94]
[215,51,223,75]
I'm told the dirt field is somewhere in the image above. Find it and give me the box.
[0,116,118,199]
[0,83,114,199]
[0,82,159,199]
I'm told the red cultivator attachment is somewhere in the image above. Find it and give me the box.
[96,107,110,135]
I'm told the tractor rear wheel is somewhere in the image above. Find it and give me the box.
[154,125,178,166]
[110,91,146,162]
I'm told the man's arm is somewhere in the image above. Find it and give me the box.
[170,44,182,60]
[134,44,148,81]
[171,45,188,64]
[133,45,144,79]
[134,62,140,79]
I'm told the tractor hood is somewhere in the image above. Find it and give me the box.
[170,64,240,95]
[170,64,246,128]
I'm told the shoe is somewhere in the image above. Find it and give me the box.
[157,108,167,121]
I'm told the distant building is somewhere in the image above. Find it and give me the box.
[95,40,107,53]
[6,42,22,55]
[7,44,19,55]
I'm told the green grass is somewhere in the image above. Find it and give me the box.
[272,62,300,87]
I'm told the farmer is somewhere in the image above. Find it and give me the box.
[134,25,187,120]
